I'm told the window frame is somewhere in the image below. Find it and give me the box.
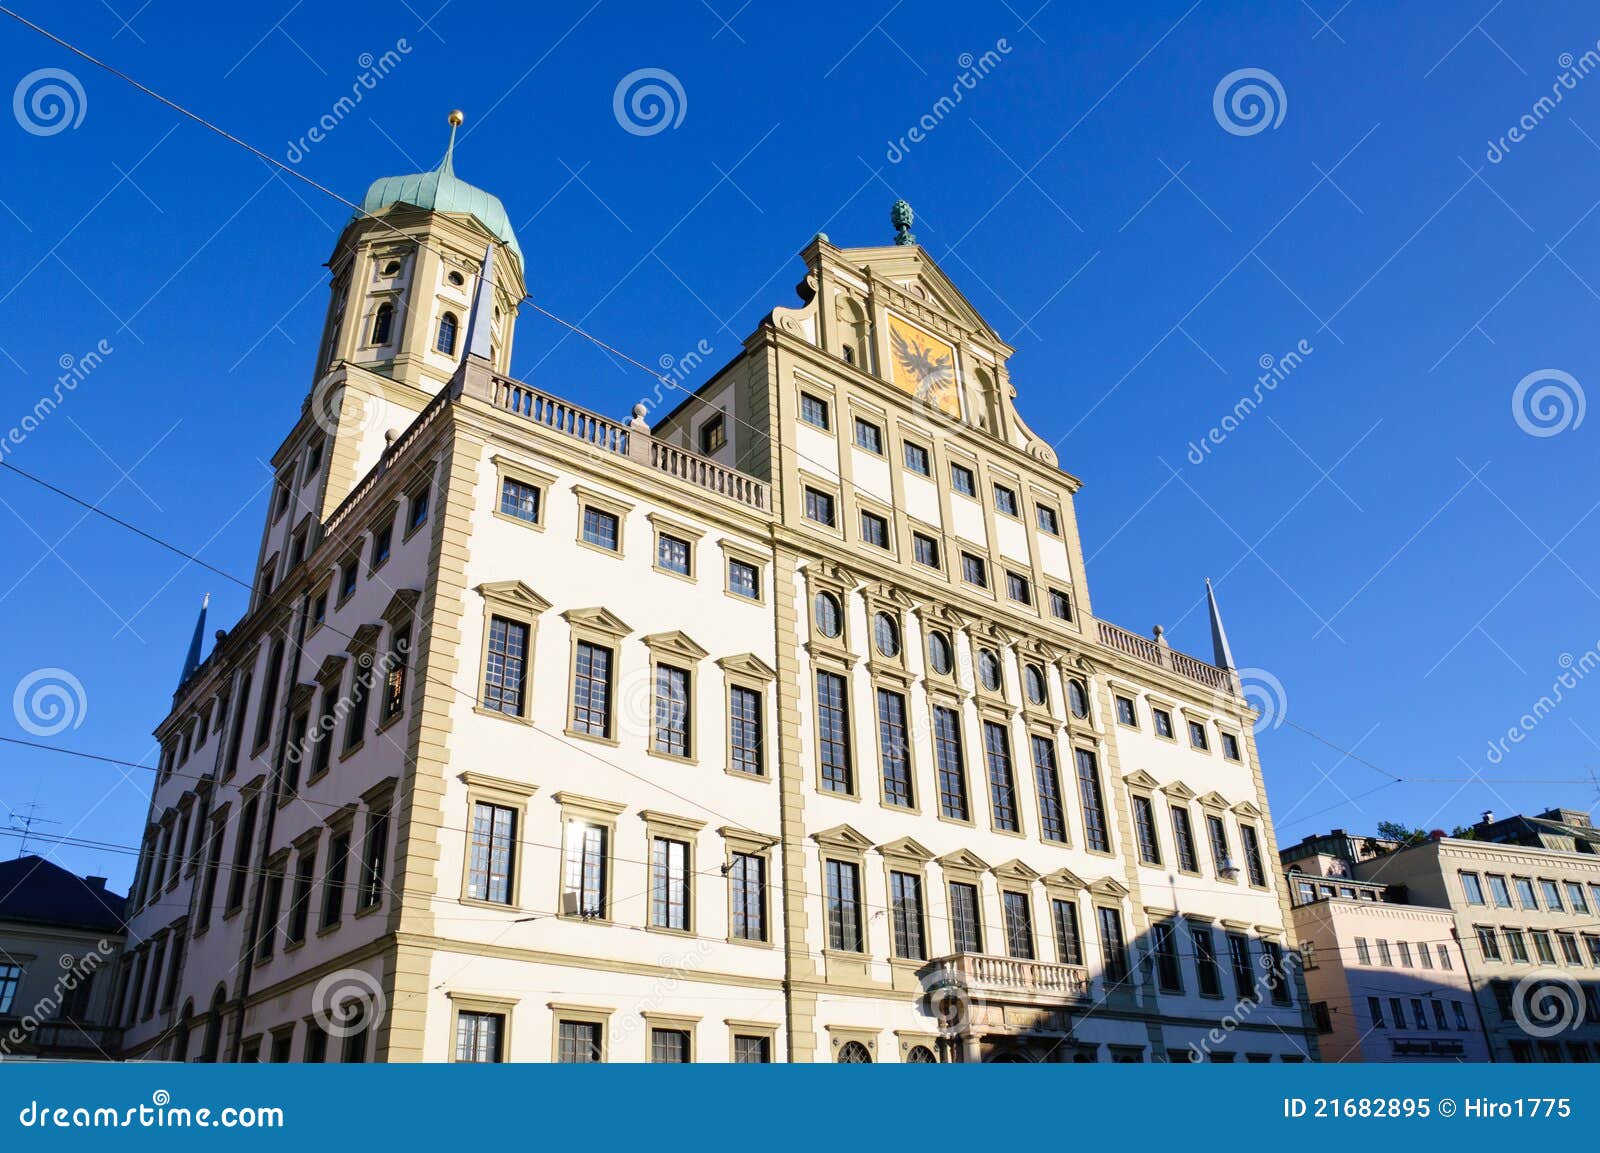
[460,772,538,910]
[491,456,555,532]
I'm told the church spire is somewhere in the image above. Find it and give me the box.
[178,592,210,688]
[1205,578,1235,671]
[439,109,463,177]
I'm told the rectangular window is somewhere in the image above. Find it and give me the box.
[800,392,830,429]
[950,463,976,496]
[1488,874,1513,907]
[1432,1000,1449,1030]
[1188,720,1209,750]
[876,689,914,808]
[286,849,315,945]
[1460,872,1486,905]
[563,822,608,918]
[468,802,517,905]
[320,830,349,930]
[1419,940,1435,968]
[557,1020,602,1063]
[1583,933,1600,966]
[993,484,1019,516]
[1264,941,1293,1006]
[903,441,930,475]
[380,621,411,725]
[1152,921,1183,992]
[1531,930,1556,965]
[1540,879,1564,910]
[950,882,982,953]
[1355,937,1371,964]
[1377,939,1393,965]
[1031,735,1067,844]
[1194,926,1222,996]
[649,837,690,931]
[1438,944,1453,970]
[1048,589,1073,621]
[480,617,531,716]
[729,685,763,776]
[1504,929,1529,963]
[853,417,883,454]
[1221,732,1241,761]
[1565,882,1589,914]
[342,659,371,752]
[890,871,926,960]
[1397,941,1414,967]
[572,642,613,738]
[370,521,392,568]
[804,487,836,527]
[359,806,389,909]
[728,559,760,600]
[1115,695,1137,726]
[1476,926,1503,962]
[1076,748,1110,852]
[649,1028,691,1064]
[455,1012,504,1063]
[1098,906,1128,984]
[825,859,863,952]
[933,706,969,821]
[1052,899,1083,965]
[256,872,282,961]
[982,721,1019,832]
[1206,814,1233,877]
[1368,997,1386,1028]
[1171,806,1199,872]
[1226,933,1254,1000]
[1005,571,1031,605]
[407,486,429,532]
[500,477,541,524]
[1003,891,1034,959]
[1036,505,1060,534]
[912,532,940,569]
[816,670,852,794]
[1514,877,1538,909]
[859,510,890,549]
[960,552,987,588]
[226,798,258,912]
[581,507,619,551]
[1390,998,1405,1033]
[698,414,726,454]
[656,533,691,576]
[1132,795,1162,865]
[730,851,766,942]
[733,1035,770,1063]
[1241,824,1266,887]
[1452,1002,1469,1030]
[339,559,358,601]
[651,663,691,758]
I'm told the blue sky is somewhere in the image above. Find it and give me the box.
[3,0,1598,889]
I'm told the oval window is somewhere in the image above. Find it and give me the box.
[1068,678,1089,718]
[447,270,466,286]
[382,259,402,276]
[1025,664,1048,705]
[874,612,901,657]
[814,592,842,638]
[978,649,1002,692]
[927,630,953,675]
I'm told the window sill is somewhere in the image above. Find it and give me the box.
[491,509,547,533]
[402,519,428,545]
[375,711,405,737]
[814,783,861,802]
[934,812,977,830]
[474,705,533,727]
[647,748,697,768]
[459,895,520,913]
[651,565,696,586]
[723,589,765,607]
[339,740,365,763]
[988,826,1026,839]
[574,539,623,562]
[316,921,342,938]
[563,728,619,749]
[727,935,774,950]
[305,768,330,788]
[283,939,306,956]
[724,766,769,782]
[354,901,381,920]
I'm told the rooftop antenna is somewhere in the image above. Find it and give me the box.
[7,801,60,858]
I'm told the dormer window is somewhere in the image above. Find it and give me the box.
[370,302,394,345]
[436,312,459,355]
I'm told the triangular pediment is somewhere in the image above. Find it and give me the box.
[812,823,873,852]
[1122,769,1160,791]
[1161,780,1197,801]
[641,630,709,662]
[805,558,859,591]
[849,245,1001,343]
[1088,876,1131,899]
[380,587,421,625]
[315,653,349,684]
[992,859,1042,883]
[348,622,382,654]
[716,653,776,681]
[477,580,551,615]
[863,582,914,610]
[936,848,991,875]
[1198,791,1230,811]
[1042,867,1089,891]
[1232,800,1264,819]
[561,606,633,638]
[877,836,934,862]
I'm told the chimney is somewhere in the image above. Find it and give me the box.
[1480,810,1494,826]
[86,876,107,890]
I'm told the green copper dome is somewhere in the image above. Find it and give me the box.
[357,115,521,264]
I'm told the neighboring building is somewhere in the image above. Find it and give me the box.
[1349,819,1600,1063]
[116,115,1316,1063]
[1282,846,1489,1062]
[0,856,125,1060]
[1469,807,1600,854]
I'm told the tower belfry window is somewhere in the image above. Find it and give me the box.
[371,302,394,345]
[436,312,459,355]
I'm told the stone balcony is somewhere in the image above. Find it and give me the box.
[920,951,1092,1008]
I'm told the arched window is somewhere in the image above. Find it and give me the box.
[370,302,394,345]
[927,630,953,675]
[873,612,900,657]
[436,312,459,355]
[172,999,194,1063]
[813,592,842,639]
[837,1040,872,1063]
[200,985,226,1062]
[905,1045,937,1063]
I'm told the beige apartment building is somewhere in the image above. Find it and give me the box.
[114,117,1317,1063]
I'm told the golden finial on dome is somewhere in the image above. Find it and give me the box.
[448,109,464,126]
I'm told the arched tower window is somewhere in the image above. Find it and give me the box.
[200,984,226,1062]
[370,302,394,345]
[436,312,459,355]
[837,1041,872,1063]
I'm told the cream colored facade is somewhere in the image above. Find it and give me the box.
[116,137,1317,1063]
